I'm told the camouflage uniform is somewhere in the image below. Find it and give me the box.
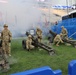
[0,38,10,72]
[53,34,63,46]
[61,26,68,39]
[36,28,42,43]
[0,50,9,72]
[1,24,12,56]
[26,35,34,50]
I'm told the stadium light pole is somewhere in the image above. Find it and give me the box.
[46,2,51,26]
[48,4,51,25]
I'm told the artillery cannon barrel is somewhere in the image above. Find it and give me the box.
[49,30,57,38]
[63,39,76,47]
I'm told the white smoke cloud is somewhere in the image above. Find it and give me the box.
[0,0,8,3]
[0,0,42,37]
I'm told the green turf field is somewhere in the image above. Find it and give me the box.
[0,38,76,75]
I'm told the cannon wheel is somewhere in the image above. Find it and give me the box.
[22,40,26,49]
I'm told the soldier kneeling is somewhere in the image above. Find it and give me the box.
[53,34,63,46]
[26,35,34,51]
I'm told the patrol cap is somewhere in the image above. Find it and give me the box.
[37,27,39,29]
[37,27,40,30]
[28,35,32,38]
[3,24,8,27]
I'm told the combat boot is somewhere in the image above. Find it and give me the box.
[56,44,59,46]
[1,63,10,72]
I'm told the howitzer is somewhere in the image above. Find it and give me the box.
[49,30,76,48]
[49,30,57,37]
[22,32,55,55]
[49,30,57,42]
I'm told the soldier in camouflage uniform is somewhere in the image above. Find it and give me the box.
[1,24,12,57]
[26,35,34,51]
[53,34,63,46]
[0,32,10,72]
[36,27,42,43]
[60,26,68,39]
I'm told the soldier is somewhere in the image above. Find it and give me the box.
[1,24,12,57]
[26,35,34,51]
[53,34,63,46]
[36,27,42,43]
[0,33,10,72]
[60,26,68,39]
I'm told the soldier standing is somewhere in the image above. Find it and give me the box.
[1,24,12,57]
[53,34,63,46]
[26,35,34,51]
[36,27,42,43]
[60,26,68,39]
[0,30,10,72]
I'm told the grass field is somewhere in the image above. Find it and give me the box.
[0,38,76,75]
